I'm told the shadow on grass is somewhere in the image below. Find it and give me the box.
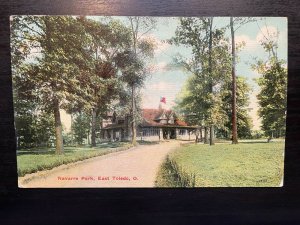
[235,139,285,144]
[97,142,127,148]
[17,142,128,155]
[238,141,269,144]
[137,140,160,145]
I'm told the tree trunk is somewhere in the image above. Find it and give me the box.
[204,127,209,144]
[210,125,215,145]
[91,108,97,147]
[131,85,137,145]
[195,127,201,143]
[230,17,238,144]
[70,113,74,146]
[87,130,90,145]
[200,126,203,142]
[53,98,64,154]
[208,18,215,146]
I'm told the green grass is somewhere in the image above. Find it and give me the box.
[155,156,196,187]
[17,142,132,177]
[156,140,285,187]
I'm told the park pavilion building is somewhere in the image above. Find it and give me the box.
[101,108,197,142]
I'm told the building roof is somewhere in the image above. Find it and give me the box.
[102,108,193,129]
[174,120,188,126]
[142,109,163,121]
[141,109,188,127]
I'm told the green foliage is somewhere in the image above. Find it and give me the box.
[12,16,94,111]
[251,130,265,139]
[116,17,158,145]
[11,16,96,154]
[62,132,73,146]
[77,17,132,113]
[252,27,287,138]
[172,18,232,128]
[256,59,287,137]
[15,111,55,149]
[159,141,284,187]
[219,76,253,138]
[117,17,157,89]
[116,50,146,87]
[73,112,91,145]
[172,18,254,141]
[35,111,55,146]
[11,15,143,151]
[14,88,55,148]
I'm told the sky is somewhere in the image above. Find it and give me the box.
[61,16,287,131]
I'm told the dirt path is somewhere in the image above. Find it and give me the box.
[19,140,183,188]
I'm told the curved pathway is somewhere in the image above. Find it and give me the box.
[19,140,183,188]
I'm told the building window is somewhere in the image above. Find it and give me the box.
[140,128,160,137]
[179,129,186,135]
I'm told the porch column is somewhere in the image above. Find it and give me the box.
[110,130,114,142]
[105,130,108,140]
[159,128,163,141]
[175,128,179,140]
[113,130,116,140]
[121,129,124,141]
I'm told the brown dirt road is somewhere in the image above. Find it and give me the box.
[19,140,184,188]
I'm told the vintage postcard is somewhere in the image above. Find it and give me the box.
[11,16,287,187]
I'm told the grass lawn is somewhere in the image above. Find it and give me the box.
[17,142,132,177]
[156,140,285,187]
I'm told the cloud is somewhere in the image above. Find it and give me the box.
[235,25,286,54]
[150,61,170,73]
[141,91,176,110]
[255,25,287,60]
[256,25,279,43]
[147,81,177,91]
[251,70,261,79]
[141,80,180,109]
[140,33,171,56]
[154,40,171,55]
[235,35,257,52]
[247,90,262,130]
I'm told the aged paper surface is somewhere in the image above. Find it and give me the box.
[12,16,287,187]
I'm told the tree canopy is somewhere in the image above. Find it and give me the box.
[252,26,287,139]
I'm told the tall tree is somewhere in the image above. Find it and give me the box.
[220,76,253,139]
[229,17,255,144]
[11,16,93,154]
[252,27,287,140]
[124,17,157,145]
[172,17,231,145]
[78,17,132,147]
[230,17,238,144]
[73,112,91,145]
